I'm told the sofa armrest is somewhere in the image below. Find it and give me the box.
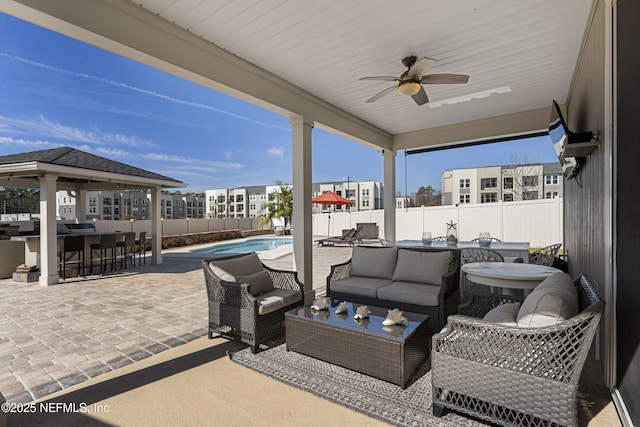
[326,259,352,293]
[439,250,461,298]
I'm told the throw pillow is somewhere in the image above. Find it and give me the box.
[482,302,521,327]
[237,269,274,296]
[350,246,398,279]
[516,272,579,328]
[392,249,453,286]
[209,252,264,282]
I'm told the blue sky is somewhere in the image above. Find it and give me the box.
[0,13,558,195]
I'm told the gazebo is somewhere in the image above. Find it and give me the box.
[0,147,186,286]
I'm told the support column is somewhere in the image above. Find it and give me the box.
[383,149,397,243]
[290,115,314,303]
[150,187,163,265]
[39,174,59,286]
[75,189,87,222]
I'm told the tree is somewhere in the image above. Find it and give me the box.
[413,185,441,207]
[262,184,293,228]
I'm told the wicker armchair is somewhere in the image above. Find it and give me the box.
[431,274,604,427]
[202,253,304,353]
[529,243,563,266]
[460,247,504,264]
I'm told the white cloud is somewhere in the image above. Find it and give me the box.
[267,146,284,158]
[0,114,156,148]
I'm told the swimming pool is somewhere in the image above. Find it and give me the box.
[191,238,293,254]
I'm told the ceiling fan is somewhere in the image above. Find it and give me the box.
[359,55,469,106]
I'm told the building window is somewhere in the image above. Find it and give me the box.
[480,178,497,190]
[237,204,244,211]
[103,198,112,205]
[545,191,559,199]
[545,174,560,185]
[362,200,369,207]
[362,189,370,196]
[503,177,513,189]
[459,194,470,204]
[142,198,148,205]
[459,179,470,188]
[89,207,96,213]
[523,191,538,200]
[523,176,539,187]
[102,207,111,214]
[481,193,497,203]
[503,194,514,202]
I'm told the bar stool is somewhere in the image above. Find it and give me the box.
[90,233,117,274]
[59,235,86,279]
[116,232,136,269]
[135,231,147,266]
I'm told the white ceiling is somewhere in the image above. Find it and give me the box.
[2,0,593,150]
[133,0,592,136]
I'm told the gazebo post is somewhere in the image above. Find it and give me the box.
[39,174,59,286]
[150,186,163,265]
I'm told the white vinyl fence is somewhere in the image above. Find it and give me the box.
[312,198,563,248]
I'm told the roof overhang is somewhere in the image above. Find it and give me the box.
[0,161,187,190]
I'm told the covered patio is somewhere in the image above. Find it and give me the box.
[0,0,636,424]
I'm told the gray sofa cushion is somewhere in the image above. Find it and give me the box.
[350,246,398,279]
[257,288,301,315]
[392,249,452,285]
[237,269,274,296]
[376,281,441,306]
[330,276,394,298]
[516,272,578,328]
[209,253,264,282]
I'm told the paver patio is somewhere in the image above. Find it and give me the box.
[0,239,351,404]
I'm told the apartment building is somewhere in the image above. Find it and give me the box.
[441,162,563,205]
[206,180,383,219]
[57,190,205,221]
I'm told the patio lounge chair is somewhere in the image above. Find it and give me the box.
[202,252,304,353]
[316,225,363,247]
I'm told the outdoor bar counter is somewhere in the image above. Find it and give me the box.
[11,231,127,269]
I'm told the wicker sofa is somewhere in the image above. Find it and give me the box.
[326,246,460,332]
[202,252,304,353]
[431,273,605,427]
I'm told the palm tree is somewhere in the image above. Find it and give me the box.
[262,184,293,229]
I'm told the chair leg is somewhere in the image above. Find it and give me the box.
[251,345,258,354]
[433,404,446,417]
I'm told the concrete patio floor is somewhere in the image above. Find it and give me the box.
[0,237,621,426]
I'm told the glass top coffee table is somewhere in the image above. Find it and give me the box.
[285,300,430,388]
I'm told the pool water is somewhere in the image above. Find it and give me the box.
[191,238,293,254]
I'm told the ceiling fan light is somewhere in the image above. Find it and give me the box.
[398,80,421,96]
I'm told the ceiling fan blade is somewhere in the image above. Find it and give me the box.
[412,86,429,106]
[359,76,400,82]
[366,86,397,103]
[408,57,436,78]
[421,74,470,84]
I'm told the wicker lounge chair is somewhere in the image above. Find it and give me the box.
[202,252,304,353]
[432,273,604,427]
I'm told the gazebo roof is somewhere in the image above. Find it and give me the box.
[0,147,186,190]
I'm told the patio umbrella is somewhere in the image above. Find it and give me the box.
[312,191,354,236]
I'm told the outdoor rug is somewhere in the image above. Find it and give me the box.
[229,344,488,427]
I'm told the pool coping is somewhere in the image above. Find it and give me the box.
[162,235,294,260]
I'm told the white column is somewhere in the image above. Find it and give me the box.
[290,115,314,303]
[150,187,163,265]
[75,189,87,222]
[383,149,396,243]
[39,174,59,286]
